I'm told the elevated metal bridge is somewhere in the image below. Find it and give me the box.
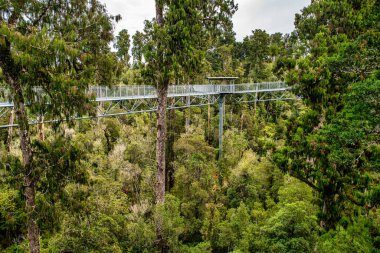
[0,82,295,158]
[0,82,292,113]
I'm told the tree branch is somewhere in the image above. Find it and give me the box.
[32,0,53,27]
[155,1,164,27]
[289,170,320,192]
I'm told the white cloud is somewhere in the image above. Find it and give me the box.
[100,0,310,41]
[233,0,309,40]
[101,0,155,37]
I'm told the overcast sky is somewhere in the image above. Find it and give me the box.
[100,0,310,41]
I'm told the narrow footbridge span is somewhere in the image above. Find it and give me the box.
[0,81,295,158]
[0,82,293,120]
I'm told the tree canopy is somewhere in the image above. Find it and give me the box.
[0,0,379,252]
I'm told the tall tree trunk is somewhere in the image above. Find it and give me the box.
[155,85,168,202]
[149,111,153,134]
[155,0,166,205]
[1,37,40,253]
[240,113,244,132]
[185,96,191,132]
[155,2,168,251]
[166,103,175,191]
[155,84,168,251]
[37,115,45,142]
[7,109,14,152]
[207,96,211,143]
[15,83,40,253]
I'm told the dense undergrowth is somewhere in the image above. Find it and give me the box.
[1,85,379,252]
[1,0,379,252]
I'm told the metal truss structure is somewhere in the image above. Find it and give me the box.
[0,82,296,128]
[95,94,221,118]
[0,82,300,159]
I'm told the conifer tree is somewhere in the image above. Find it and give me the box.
[146,0,237,248]
[275,0,380,229]
[0,1,117,252]
[115,29,131,65]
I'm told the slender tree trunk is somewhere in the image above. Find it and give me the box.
[320,200,327,228]
[37,115,45,142]
[155,85,168,203]
[7,109,14,152]
[185,96,191,132]
[155,84,168,251]
[16,83,40,253]
[240,113,244,132]
[155,0,166,205]
[166,99,176,191]
[1,38,40,253]
[149,111,153,134]
[207,96,211,142]
[155,2,169,250]
[155,1,164,26]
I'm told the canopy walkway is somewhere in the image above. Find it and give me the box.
[0,82,296,158]
[1,82,292,110]
[0,82,294,125]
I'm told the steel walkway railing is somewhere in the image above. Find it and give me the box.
[0,82,289,107]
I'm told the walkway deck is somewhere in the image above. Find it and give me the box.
[0,82,288,107]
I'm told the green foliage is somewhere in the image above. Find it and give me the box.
[1,0,379,252]
[276,78,380,228]
[102,118,121,153]
[288,0,380,111]
[231,29,287,82]
[0,187,26,250]
[214,202,251,252]
[317,217,375,253]
[278,176,314,207]
[46,214,125,253]
[262,201,318,253]
[227,150,283,209]
[115,29,131,64]
[142,0,237,85]
[220,128,248,175]
[181,241,212,253]
[132,31,145,68]
[0,0,119,121]
[154,194,185,252]
[172,132,216,243]
[33,136,88,195]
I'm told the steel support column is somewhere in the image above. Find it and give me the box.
[218,94,225,160]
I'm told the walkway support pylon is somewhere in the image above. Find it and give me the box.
[218,94,224,161]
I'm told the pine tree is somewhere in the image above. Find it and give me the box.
[275,0,380,229]
[0,1,117,252]
[145,0,237,249]
[115,29,131,65]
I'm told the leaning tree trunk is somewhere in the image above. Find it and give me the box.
[0,40,40,253]
[15,83,40,253]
